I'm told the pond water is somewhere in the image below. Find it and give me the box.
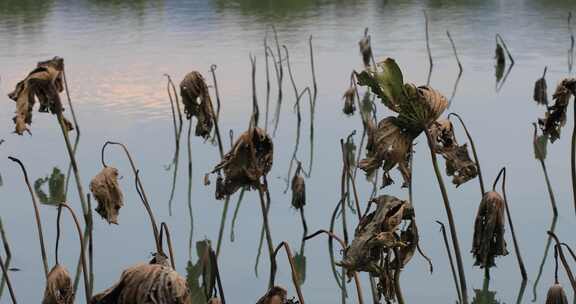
[0,0,575,303]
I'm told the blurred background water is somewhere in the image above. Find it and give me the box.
[0,0,575,302]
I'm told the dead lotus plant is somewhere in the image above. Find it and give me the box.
[180,71,214,139]
[8,57,74,135]
[339,195,419,302]
[356,58,448,187]
[256,286,299,304]
[210,127,273,200]
[89,167,123,225]
[359,28,373,69]
[534,67,548,105]
[471,191,508,269]
[42,265,73,304]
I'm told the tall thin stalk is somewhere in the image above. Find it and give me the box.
[548,231,576,292]
[424,10,433,86]
[229,188,246,242]
[270,242,305,304]
[187,119,194,258]
[448,113,485,195]
[8,156,49,278]
[572,101,576,216]
[0,218,13,302]
[264,33,271,131]
[532,215,557,301]
[159,223,176,269]
[309,35,318,98]
[424,129,468,304]
[164,74,183,216]
[0,248,16,304]
[533,123,557,216]
[57,203,90,304]
[258,185,276,289]
[436,221,462,303]
[87,195,94,296]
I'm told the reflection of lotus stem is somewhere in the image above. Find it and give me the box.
[62,69,81,196]
[270,242,305,304]
[87,195,94,296]
[159,223,176,269]
[496,34,515,65]
[230,188,246,242]
[548,231,576,292]
[493,167,527,281]
[0,218,13,302]
[532,216,557,301]
[435,221,461,303]
[339,140,349,244]
[187,120,194,259]
[304,230,364,304]
[329,198,346,293]
[8,156,49,278]
[424,129,468,304]
[164,74,183,216]
[258,184,276,289]
[309,36,318,98]
[264,33,271,131]
[102,142,161,253]
[215,196,232,257]
[209,248,226,303]
[424,10,433,86]
[0,248,16,304]
[58,203,91,303]
[533,123,557,216]
[448,113,485,195]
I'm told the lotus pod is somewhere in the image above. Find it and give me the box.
[545,284,568,304]
[534,69,548,105]
[180,71,214,138]
[358,117,412,187]
[342,87,356,115]
[91,263,191,304]
[212,127,273,199]
[8,57,73,135]
[42,264,73,304]
[539,78,576,142]
[428,119,478,186]
[471,191,508,268]
[358,33,372,68]
[291,174,305,210]
[256,286,299,304]
[90,167,123,225]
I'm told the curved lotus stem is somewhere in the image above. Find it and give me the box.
[270,242,304,304]
[101,142,161,253]
[159,223,176,269]
[532,123,558,216]
[8,156,49,278]
[304,230,364,304]
[448,113,485,195]
[492,167,527,281]
[548,231,576,292]
[57,203,90,303]
[0,251,16,304]
[435,221,462,303]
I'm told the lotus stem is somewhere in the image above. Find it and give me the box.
[341,139,362,222]
[258,184,276,289]
[393,248,405,304]
[209,248,226,304]
[435,221,461,303]
[339,140,350,244]
[87,195,94,296]
[230,188,246,242]
[8,156,49,278]
[446,31,462,74]
[309,35,318,99]
[210,64,222,124]
[187,119,194,258]
[533,123,557,216]
[424,129,468,304]
[0,249,16,304]
[548,231,576,292]
[270,242,305,304]
[264,34,271,131]
[159,223,176,269]
[57,203,90,303]
[572,101,576,216]
[329,197,346,293]
[164,74,183,216]
[0,218,13,302]
[448,113,486,195]
[164,73,180,146]
[299,208,308,243]
[492,167,527,281]
[532,216,557,301]
[424,10,433,86]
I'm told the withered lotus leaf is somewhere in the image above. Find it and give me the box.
[290,167,306,209]
[90,167,123,225]
[534,71,548,105]
[358,117,412,187]
[180,71,214,139]
[42,264,74,304]
[545,284,569,304]
[212,127,273,199]
[471,191,508,268]
[342,87,356,115]
[358,34,372,68]
[256,286,298,304]
[539,79,576,142]
[8,57,74,135]
[91,263,191,304]
[429,119,478,186]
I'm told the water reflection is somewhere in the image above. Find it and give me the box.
[34,167,67,206]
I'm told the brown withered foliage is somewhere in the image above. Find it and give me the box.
[91,263,190,304]
[8,57,74,135]
[180,71,214,139]
[545,284,569,304]
[340,195,418,301]
[291,163,306,209]
[211,127,273,199]
[42,264,74,304]
[358,31,372,68]
[358,117,412,187]
[428,119,478,186]
[471,191,508,268]
[90,167,124,225]
[534,68,548,105]
[256,286,299,304]
[539,78,576,142]
[342,87,356,115]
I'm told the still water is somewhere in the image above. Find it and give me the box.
[0,0,575,302]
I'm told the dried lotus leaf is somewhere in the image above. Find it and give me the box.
[42,264,73,304]
[90,167,123,225]
[180,71,214,138]
[539,78,576,142]
[471,191,508,268]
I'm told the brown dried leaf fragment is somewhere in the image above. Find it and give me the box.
[212,127,273,199]
[91,263,191,304]
[545,284,568,304]
[90,167,123,225]
[291,164,306,209]
[342,87,356,115]
[42,264,74,304]
[180,71,214,139]
[471,191,508,268]
[8,57,72,135]
[429,119,478,186]
[538,78,576,142]
[534,67,548,105]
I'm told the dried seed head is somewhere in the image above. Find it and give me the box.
[539,78,576,142]
[291,170,306,209]
[212,127,273,199]
[180,71,214,139]
[472,191,508,268]
[91,263,191,304]
[342,87,356,115]
[545,284,569,304]
[90,167,124,225]
[8,57,72,135]
[256,286,292,304]
[359,33,372,68]
[42,264,73,304]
